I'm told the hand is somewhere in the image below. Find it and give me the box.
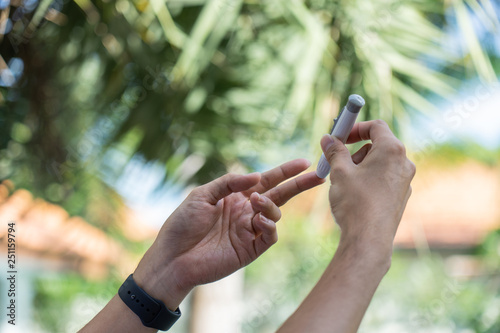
[320,120,415,257]
[134,159,324,309]
[277,121,415,333]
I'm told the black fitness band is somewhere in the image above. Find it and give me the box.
[118,274,181,331]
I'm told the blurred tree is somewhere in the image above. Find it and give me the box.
[1,1,498,332]
[0,0,498,225]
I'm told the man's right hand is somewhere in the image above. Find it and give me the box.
[278,120,415,333]
[320,119,416,258]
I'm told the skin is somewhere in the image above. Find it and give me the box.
[277,120,415,332]
[80,119,415,333]
[79,159,325,333]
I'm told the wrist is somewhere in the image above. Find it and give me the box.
[337,229,393,275]
[133,246,191,311]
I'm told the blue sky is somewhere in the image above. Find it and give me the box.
[113,158,187,227]
[408,81,500,152]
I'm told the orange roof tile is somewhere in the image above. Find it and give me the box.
[395,161,500,249]
[0,181,137,279]
[282,161,500,249]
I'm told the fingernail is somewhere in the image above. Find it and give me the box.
[257,193,265,204]
[261,215,275,226]
[320,134,335,152]
[257,213,273,225]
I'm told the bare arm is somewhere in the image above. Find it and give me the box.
[79,159,324,333]
[278,120,415,332]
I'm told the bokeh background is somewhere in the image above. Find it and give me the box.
[0,0,499,332]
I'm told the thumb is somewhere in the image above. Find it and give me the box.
[198,172,261,205]
[320,135,353,169]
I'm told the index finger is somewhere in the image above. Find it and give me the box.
[243,158,311,195]
[345,120,397,144]
[197,172,261,205]
[264,171,325,207]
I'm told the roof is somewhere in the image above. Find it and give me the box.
[0,158,496,280]
[0,181,139,279]
[281,160,500,250]
[395,161,500,249]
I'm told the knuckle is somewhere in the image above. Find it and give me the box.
[275,209,282,221]
[190,186,203,197]
[325,143,345,162]
[373,119,388,128]
[331,163,349,178]
[407,160,416,178]
[386,140,406,156]
[268,231,278,245]
[268,188,283,205]
[222,172,237,187]
[279,164,294,179]
[260,175,271,189]
[272,234,278,245]
[225,172,237,179]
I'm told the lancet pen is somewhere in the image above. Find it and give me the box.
[316,94,365,179]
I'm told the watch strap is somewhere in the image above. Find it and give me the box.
[118,274,181,331]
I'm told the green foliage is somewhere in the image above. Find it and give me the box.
[2,0,495,197]
[33,272,121,333]
[0,1,498,331]
[245,227,500,332]
[415,142,500,167]
[244,216,338,332]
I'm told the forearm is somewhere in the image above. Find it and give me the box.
[278,120,413,332]
[79,294,158,333]
[278,234,392,333]
[79,246,189,333]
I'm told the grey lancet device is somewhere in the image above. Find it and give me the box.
[315,94,365,179]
